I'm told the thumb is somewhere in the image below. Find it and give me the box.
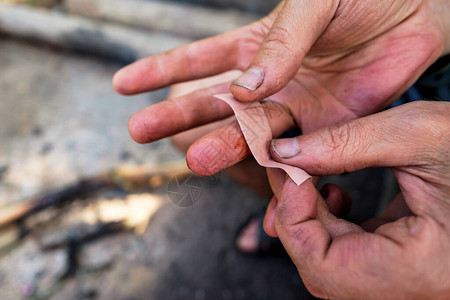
[270,102,440,175]
[273,179,361,271]
[231,0,339,101]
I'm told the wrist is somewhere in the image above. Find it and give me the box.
[430,0,450,55]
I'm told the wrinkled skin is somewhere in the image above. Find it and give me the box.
[265,101,450,299]
[113,0,447,176]
[113,0,450,298]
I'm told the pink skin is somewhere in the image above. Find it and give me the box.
[167,73,272,253]
[114,0,447,178]
[167,71,272,198]
[266,102,450,299]
[113,0,450,296]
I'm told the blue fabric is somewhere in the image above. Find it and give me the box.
[393,55,450,106]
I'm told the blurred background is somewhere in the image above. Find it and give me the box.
[0,1,397,299]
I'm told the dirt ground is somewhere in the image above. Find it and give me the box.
[0,33,397,300]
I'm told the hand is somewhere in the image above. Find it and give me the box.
[113,0,448,176]
[265,101,450,299]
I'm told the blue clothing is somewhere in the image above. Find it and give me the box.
[393,54,450,105]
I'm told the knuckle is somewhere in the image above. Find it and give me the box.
[323,123,351,151]
[275,201,291,225]
[263,25,297,55]
[321,122,367,172]
[402,101,445,131]
[399,102,450,163]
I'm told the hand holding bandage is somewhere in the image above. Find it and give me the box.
[264,101,450,300]
[113,0,450,297]
[214,94,310,185]
[114,0,448,178]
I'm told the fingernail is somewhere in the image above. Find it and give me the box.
[271,139,299,159]
[232,67,264,91]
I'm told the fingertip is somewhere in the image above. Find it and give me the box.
[278,179,319,222]
[127,113,150,144]
[270,138,299,160]
[113,58,152,95]
[232,67,263,89]
[186,140,222,176]
[230,84,259,102]
[229,66,266,102]
[271,135,334,176]
[113,68,132,95]
[289,177,316,194]
[185,153,202,176]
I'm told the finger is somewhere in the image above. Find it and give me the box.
[270,102,441,175]
[267,168,287,200]
[273,178,361,278]
[276,179,362,242]
[231,0,339,101]
[167,70,243,98]
[273,179,332,263]
[263,175,322,239]
[267,168,319,201]
[381,193,412,220]
[171,118,235,153]
[186,101,296,176]
[168,71,244,152]
[320,183,352,218]
[273,179,408,299]
[128,82,233,143]
[113,25,257,95]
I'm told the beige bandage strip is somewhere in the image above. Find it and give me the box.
[214,93,310,186]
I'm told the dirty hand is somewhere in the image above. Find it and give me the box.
[113,0,449,176]
[264,101,450,299]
